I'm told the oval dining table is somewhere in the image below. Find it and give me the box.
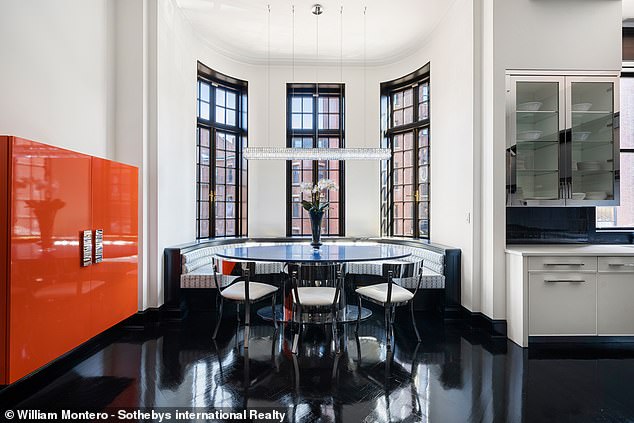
[216,242,412,323]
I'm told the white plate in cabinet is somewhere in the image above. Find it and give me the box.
[528,256,597,272]
[598,257,634,335]
[528,272,597,336]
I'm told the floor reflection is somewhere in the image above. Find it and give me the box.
[7,307,634,422]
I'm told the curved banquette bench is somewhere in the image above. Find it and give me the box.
[163,237,461,319]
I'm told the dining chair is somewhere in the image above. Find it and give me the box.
[212,260,278,349]
[288,262,344,355]
[354,260,424,348]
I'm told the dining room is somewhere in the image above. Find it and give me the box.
[1,0,634,422]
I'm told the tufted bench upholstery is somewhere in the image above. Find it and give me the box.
[347,245,445,289]
[164,237,461,319]
[180,242,284,289]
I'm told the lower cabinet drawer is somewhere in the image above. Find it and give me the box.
[528,272,597,336]
[598,273,634,335]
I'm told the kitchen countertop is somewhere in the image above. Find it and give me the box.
[505,244,634,256]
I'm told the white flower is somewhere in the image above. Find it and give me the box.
[299,181,314,194]
[317,178,338,192]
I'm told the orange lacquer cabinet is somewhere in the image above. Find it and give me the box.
[0,136,138,384]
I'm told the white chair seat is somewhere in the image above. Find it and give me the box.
[220,281,277,301]
[292,287,337,306]
[355,283,414,304]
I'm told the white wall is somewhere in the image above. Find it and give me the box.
[476,0,622,319]
[0,0,114,157]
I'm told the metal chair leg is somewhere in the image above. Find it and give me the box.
[212,296,224,339]
[384,306,391,350]
[271,294,278,332]
[355,296,362,334]
[292,305,302,355]
[244,300,250,349]
[236,303,241,323]
[411,300,421,341]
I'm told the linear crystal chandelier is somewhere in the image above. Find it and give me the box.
[243,147,391,160]
[243,4,391,161]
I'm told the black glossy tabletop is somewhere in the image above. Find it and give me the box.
[216,242,412,263]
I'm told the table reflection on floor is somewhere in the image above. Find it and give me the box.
[6,307,634,422]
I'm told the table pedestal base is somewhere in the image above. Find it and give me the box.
[257,305,372,324]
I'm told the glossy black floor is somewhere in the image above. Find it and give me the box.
[4,306,634,423]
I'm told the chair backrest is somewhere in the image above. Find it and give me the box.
[287,262,343,285]
[381,260,421,279]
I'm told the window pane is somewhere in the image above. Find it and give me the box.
[404,89,413,107]
[292,97,302,112]
[200,102,210,120]
[393,110,403,126]
[597,153,634,228]
[419,102,429,120]
[226,220,236,236]
[199,202,209,219]
[215,107,225,124]
[199,220,209,238]
[292,114,302,129]
[216,88,226,106]
[620,77,633,148]
[200,128,210,147]
[329,115,339,129]
[393,92,403,109]
[215,220,225,237]
[329,97,339,111]
[303,97,313,112]
[302,114,313,129]
[200,82,210,102]
[227,91,237,109]
[404,107,413,124]
[226,110,236,126]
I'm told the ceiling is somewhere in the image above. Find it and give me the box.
[175,0,457,65]
[626,0,634,20]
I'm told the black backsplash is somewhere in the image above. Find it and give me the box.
[507,207,592,243]
[507,207,634,244]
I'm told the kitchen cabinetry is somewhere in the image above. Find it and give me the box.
[506,72,620,206]
[0,136,138,384]
[505,245,634,347]
[597,256,634,335]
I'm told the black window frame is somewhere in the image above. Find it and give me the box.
[286,83,346,237]
[196,61,248,239]
[380,63,431,239]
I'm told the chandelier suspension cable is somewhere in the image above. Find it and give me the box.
[267,4,271,150]
[243,3,390,160]
[292,4,296,148]
[363,5,367,148]
[340,4,343,147]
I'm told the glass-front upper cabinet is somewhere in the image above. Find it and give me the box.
[507,73,620,207]
[567,77,618,205]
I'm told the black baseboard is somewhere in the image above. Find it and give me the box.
[460,306,508,337]
[529,336,634,345]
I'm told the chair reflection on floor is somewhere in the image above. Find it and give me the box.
[351,330,424,422]
[211,325,281,409]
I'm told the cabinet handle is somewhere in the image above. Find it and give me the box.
[544,279,586,283]
[608,263,634,267]
[543,263,585,266]
[93,229,104,264]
